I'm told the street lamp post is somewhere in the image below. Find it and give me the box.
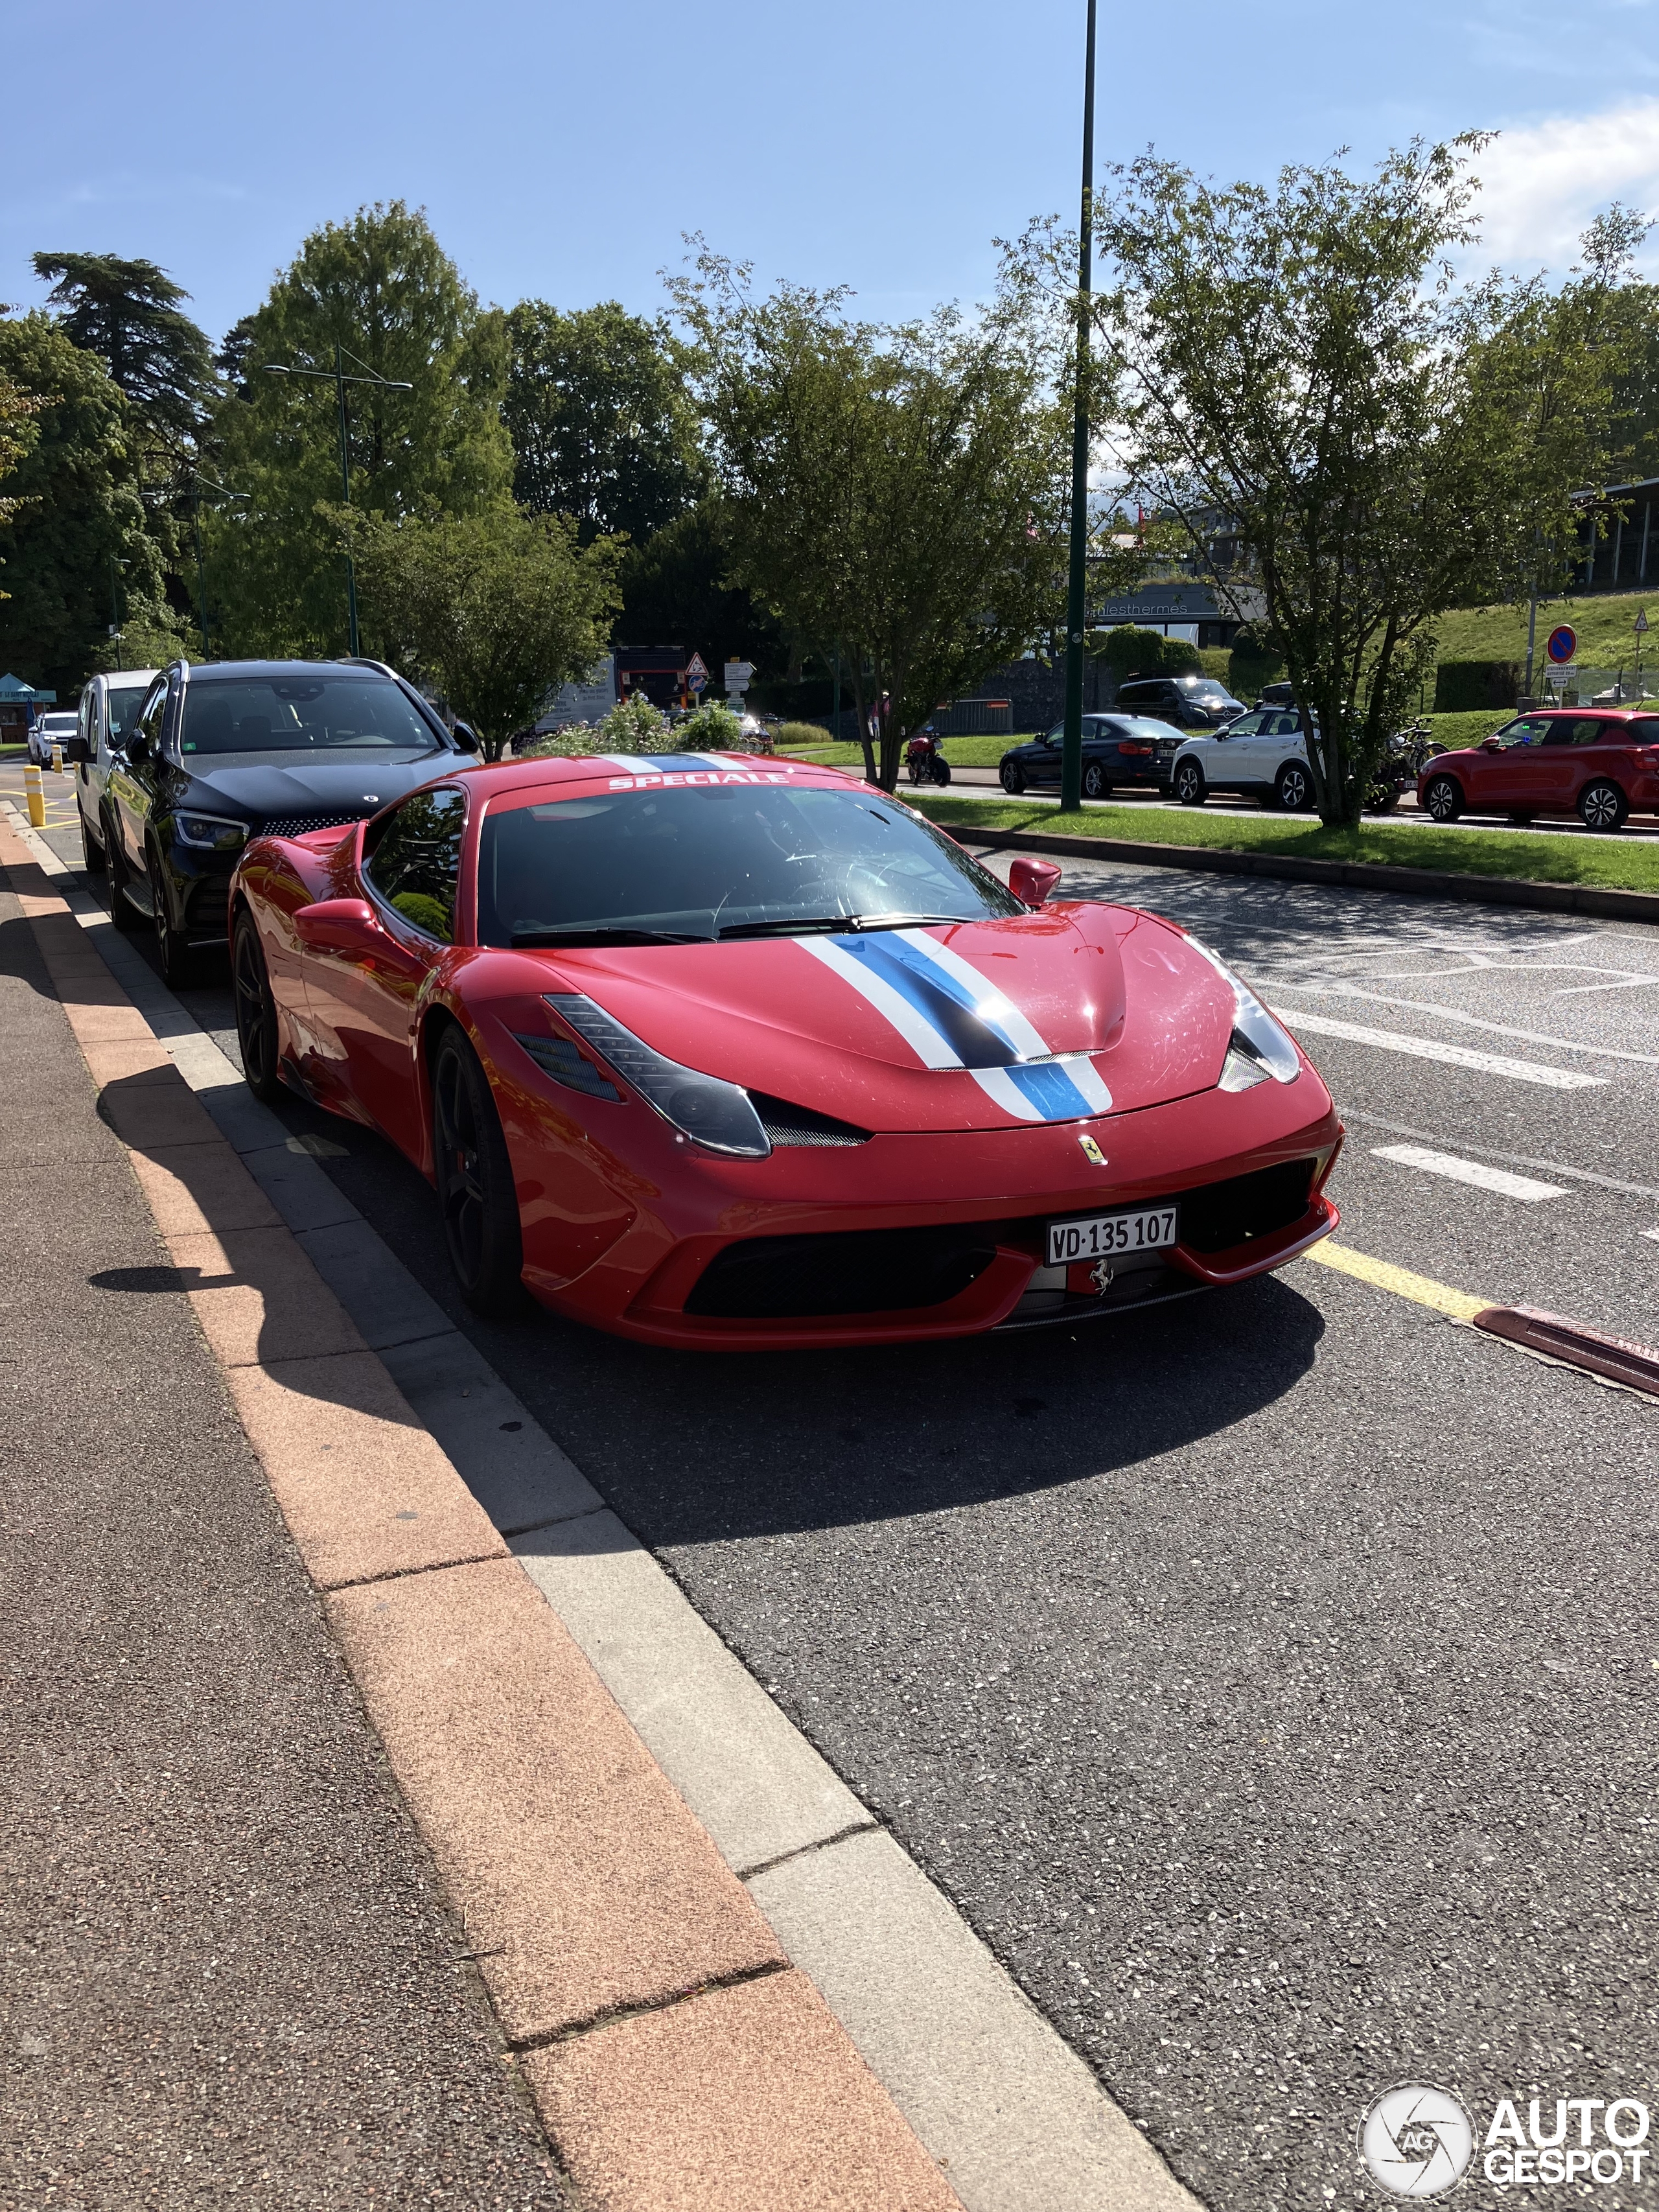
[263,344,413,656]
[1060,0,1098,817]
[186,474,250,660]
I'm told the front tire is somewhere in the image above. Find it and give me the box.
[232,909,284,1102]
[147,840,196,988]
[431,1027,525,1317]
[931,756,952,786]
[80,808,107,874]
[999,759,1025,795]
[1423,774,1463,823]
[1579,780,1627,832]
[1275,762,1314,812]
[1174,758,1207,807]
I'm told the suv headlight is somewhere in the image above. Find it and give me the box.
[175,812,248,852]
[545,994,771,1158]
[1185,938,1301,1089]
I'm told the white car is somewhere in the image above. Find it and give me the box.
[27,711,78,767]
[68,668,159,876]
[1168,707,1316,811]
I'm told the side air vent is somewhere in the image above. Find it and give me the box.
[513,1032,623,1101]
[750,1093,871,1147]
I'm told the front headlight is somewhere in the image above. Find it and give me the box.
[1185,938,1301,1088]
[175,812,248,852]
[545,994,771,1158]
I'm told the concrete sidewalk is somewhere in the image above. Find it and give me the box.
[0,822,966,2210]
[0,862,564,2206]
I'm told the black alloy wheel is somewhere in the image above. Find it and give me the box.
[1174,758,1207,806]
[80,808,107,874]
[104,813,143,933]
[232,909,284,1102]
[1082,762,1109,800]
[1423,774,1463,823]
[999,758,1025,795]
[431,1027,525,1316]
[1579,780,1627,832]
[147,838,195,987]
[1275,762,1314,812]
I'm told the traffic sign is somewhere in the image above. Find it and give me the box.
[1637,610,1649,635]
[684,650,709,695]
[1546,624,1577,665]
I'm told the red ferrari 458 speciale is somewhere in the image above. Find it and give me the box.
[228,749,1342,1349]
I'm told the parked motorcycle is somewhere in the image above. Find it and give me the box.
[1365,717,1445,812]
[905,729,953,786]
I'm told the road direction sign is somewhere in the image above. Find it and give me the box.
[1546,624,1577,664]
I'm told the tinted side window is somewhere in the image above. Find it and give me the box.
[364,788,465,942]
[1572,719,1617,745]
[1498,717,1551,749]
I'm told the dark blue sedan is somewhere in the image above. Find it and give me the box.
[998,714,1180,798]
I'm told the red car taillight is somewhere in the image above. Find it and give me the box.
[1117,741,1154,757]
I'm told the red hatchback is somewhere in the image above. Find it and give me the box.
[1419,710,1659,830]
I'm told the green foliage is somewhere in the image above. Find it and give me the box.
[338,504,621,757]
[1023,144,1639,824]
[202,202,513,657]
[0,314,172,692]
[675,699,741,749]
[1091,625,1199,678]
[1433,588,1658,668]
[0,370,44,536]
[32,251,214,460]
[774,720,831,746]
[596,692,671,751]
[1433,659,1522,711]
[1424,708,1512,747]
[614,499,783,675]
[671,251,1073,789]
[505,301,706,543]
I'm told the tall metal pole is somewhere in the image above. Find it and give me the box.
[194,503,211,659]
[1060,0,1097,815]
[832,640,842,745]
[335,343,360,658]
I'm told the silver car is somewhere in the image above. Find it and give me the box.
[69,668,159,875]
[27,711,78,767]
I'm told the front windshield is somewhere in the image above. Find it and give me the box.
[107,686,150,741]
[180,673,442,756]
[478,782,1023,946]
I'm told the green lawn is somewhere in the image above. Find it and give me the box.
[912,793,1659,894]
[1435,589,1659,673]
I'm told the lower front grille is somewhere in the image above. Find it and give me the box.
[686,1222,1007,1319]
[187,879,230,942]
[1180,1159,1315,1252]
[260,811,362,839]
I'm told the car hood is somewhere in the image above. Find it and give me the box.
[487,904,1238,1133]
[180,751,448,821]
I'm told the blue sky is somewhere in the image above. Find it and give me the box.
[6,0,1659,345]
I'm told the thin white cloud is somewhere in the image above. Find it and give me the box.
[1470,97,1659,270]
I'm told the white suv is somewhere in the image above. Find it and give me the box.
[69,668,159,876]
[1168,708,1315,811]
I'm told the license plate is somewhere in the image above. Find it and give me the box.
[1047,1204,1179,1267]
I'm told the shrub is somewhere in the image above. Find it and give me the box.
[597,693,672,752]
[774,720,832,747]
[1092,625,1201,680]
[675,700,741,751]
[1433,660,1522,712]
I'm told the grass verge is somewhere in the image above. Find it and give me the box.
[912,793,1659,894]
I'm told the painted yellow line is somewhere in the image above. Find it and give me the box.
[1303,1238,1490,1322]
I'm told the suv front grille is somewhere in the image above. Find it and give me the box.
[259,811,362,839]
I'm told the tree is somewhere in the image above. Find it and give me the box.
[32,252,215,460]
[0,314,179,693]
[202,202,513,658]
[673,255,1072,789]
[505,301,706,542]
[1026,143,1634,825]
[613,499,783,673]
[338,505,622,758]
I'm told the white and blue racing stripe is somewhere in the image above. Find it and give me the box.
[601,753,737,776]
[799,928,1111,1123]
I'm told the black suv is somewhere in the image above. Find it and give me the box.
[1113,673,1244,730]
[76,658,479,983]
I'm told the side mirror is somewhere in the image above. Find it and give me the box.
[451,721,482,754]
[1480,737,1502,752]
[294,897,384,956]
[65,735,89,765]
[1008,856,1062,908]
[126,731,152,765]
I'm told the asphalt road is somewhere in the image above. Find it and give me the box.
[21,778,1659,2212]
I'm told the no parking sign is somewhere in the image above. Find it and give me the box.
[1546,624,1577,664]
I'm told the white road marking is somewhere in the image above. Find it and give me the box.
[1646,1228,1659,1245]
[1265,979,1659,1066]
[1341,1106,1659,1202]
[1279,1010,1606,1088]
[1371,1144,1567,1202]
